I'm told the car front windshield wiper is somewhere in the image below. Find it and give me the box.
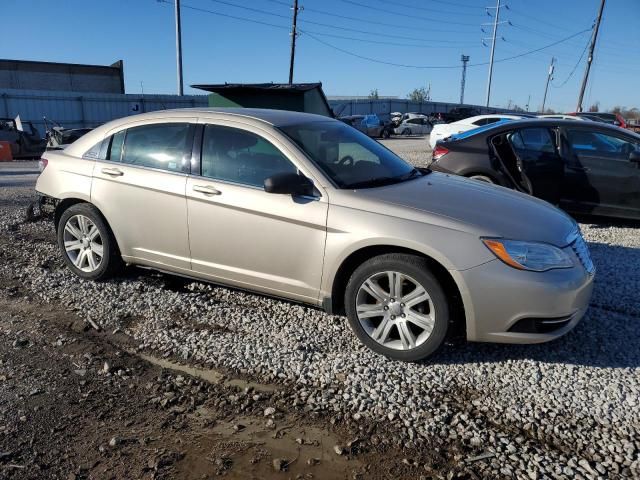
[345,168,425,189]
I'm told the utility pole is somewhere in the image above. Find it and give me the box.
[288,0,300,84]
[460,55,470,104]
[577,0,605,112]
[541,57,555,112]
[526,94,531,112]
[426,82,431,101]
[484,0,501,107]
[174,0,184,96]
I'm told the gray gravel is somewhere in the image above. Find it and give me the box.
[1,151,639,479]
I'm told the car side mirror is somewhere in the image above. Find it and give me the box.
[630,150,640,164]
[264,173,314,196]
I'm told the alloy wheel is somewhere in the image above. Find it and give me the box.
[355,271,435,350]
[63,214,104,273]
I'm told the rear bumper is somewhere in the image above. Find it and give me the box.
[452,258,594,344]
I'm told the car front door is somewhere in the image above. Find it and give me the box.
[562,127,640,217]
[185,121,328,304]
[506,127,564,204]
[90,119,195,271]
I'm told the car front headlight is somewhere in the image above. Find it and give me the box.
[482,238,574,272]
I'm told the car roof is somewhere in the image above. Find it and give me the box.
[125,108,333,127]
[442,118,640,143]
[63,108,336,157]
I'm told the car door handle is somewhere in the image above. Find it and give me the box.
[101,167,124,176]
[192,185,222,195]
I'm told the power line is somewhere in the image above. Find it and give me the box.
[552,37,590,88]
[206,0,476,40]
[370,0,483,17]
[159,0,482,49]
[340,0,480,26]
[259,0,477,38]
[157,0,290,30]
[301,28,592,69]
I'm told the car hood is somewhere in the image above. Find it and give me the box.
[347,172,576,246]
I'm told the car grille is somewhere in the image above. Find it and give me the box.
[569,231,595,275]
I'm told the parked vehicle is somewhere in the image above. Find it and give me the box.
[45,122,94,151]
[36,109,594,361]
[430,114,526,149]
[537,114,590,121]
[339,114,391,138]
[394,116,433,136]
[441,107,482,123]
[570,112,628,129]
[0,117,46,159]
[430,118,640,220]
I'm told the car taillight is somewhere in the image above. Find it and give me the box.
[39,157,49,171]
[432,145,449,160]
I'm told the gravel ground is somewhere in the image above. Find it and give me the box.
[1,147,639,479]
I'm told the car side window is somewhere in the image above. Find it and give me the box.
[201,125,298,188]
[566,129,639,160]
[84,139,106,159]
[107,130,126,162]
[120,123,191,172]
[509,128,555,153]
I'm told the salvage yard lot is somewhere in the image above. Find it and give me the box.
[1,145,639,478]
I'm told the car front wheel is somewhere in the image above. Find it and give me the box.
[345,254,449,361]
[57,203,121,280]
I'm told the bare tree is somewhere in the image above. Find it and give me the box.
[407,87,429,103]
[588,101,600,112]
[368,89,379,100]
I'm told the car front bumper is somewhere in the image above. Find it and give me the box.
[451,257,594,344]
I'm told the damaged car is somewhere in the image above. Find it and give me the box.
[430,119,640,220]
[0,117,47,159]
[36,109,594,361]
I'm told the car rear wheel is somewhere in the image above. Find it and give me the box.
[57,203,122,281]
[345,254,449,361]
[468,174,495,184]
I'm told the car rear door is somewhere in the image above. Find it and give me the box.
[562,126,640,217]
[185,120,328,304]
[505,127,564,204]
[90,118,195,271]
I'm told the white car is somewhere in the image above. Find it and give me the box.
[394,116,433,136]
[537,114,589,121]
[429,114,525,149]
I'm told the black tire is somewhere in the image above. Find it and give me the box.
[57,203,122,281]
[345,254,449,362]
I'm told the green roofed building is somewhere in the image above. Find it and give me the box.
[191,83,334,118]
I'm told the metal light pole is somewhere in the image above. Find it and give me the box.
[288,0,300,84]
[485,0,500,107]
[577,0,606,112]
[175,0,184,96]
[460,55,470,104]
[541,57,555,113]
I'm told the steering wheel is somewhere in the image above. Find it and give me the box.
[339,155,354,166]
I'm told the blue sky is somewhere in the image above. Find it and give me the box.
[4,0,639,112]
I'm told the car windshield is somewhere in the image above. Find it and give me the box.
[279,120,422,189]
[449,119,514,140]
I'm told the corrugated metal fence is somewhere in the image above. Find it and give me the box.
[0,88,208,132]
[329,98,511,119]
[0,89,513,134]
